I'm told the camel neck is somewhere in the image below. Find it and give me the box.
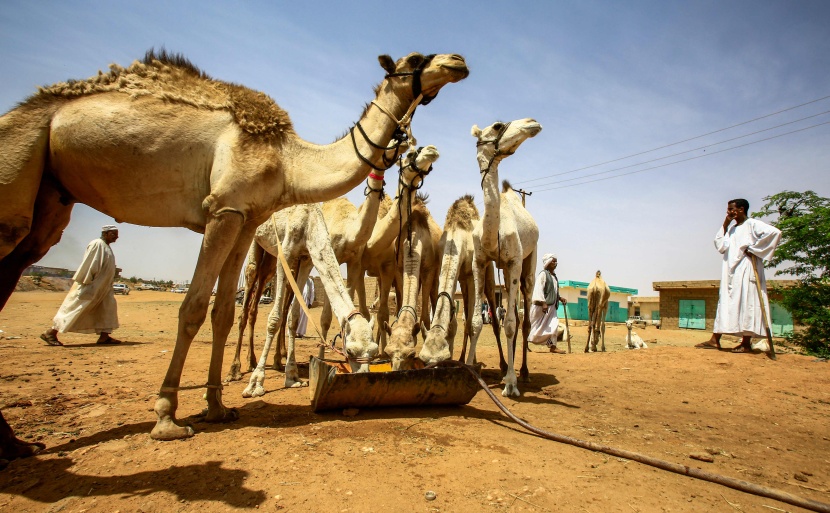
[479,159,501,255]
[432,230,465,328]
[279,88,413,206]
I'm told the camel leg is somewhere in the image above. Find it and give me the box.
[354,267,369,320]
[466,259,486,367]
[518,251,536,382]
[152,212,250,440]
[284,261,313,388]
[320,295,333,342]
[375,265,394,353]
[274,285,295,371]
[243,247,296,398]
[585,320,593,353]
[600,314,607,352]
[458,277,471,363]
[0,180,71,460]
[226,243,262,382]
[250,253,276,370]
[500,263,522,397]
[484,265,506,373]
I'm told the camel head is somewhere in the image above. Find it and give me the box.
[378,53,469,105]
[625,320,633,330]
[471,118,543,171]
[418,316,457,366]
[382,310,420,371]
[342,312,378,373]
[399,144,440,189]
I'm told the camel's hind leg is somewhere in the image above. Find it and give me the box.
[518,251,536,383]
[284,260,313,388]
[227,242,264,382]
[0,180,72,460]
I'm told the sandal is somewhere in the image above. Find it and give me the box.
[731,345,750,353]
[96,335,122,345]
[40,333,63,346]
[695,341,720,350]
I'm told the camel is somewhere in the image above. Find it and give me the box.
[419,195,502,366]
[625,320,648,349]
[467,119,542,397]
[226,144,439,381]
[241,203,376,397]
[382,194,442,370]
[0,49,468,451]
[585,271,611,353]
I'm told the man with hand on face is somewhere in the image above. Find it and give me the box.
[696,199,781,353]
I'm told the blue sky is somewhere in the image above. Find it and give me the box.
[2,0,829,295]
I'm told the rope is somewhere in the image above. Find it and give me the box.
[428,360,830,513]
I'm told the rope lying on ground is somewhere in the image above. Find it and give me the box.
[428,360,830,513]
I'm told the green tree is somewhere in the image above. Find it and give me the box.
[754,190,830,357]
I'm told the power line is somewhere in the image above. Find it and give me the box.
[514,94,830,185]
[528,119,830,193]
[527,110,830,189]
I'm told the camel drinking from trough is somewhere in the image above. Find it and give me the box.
[0,49,468,456]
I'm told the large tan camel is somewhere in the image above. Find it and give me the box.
[419,195,502,366]
[467,119,542,397]
[0,49,468,453]
[585,271,611,353]
[382,194,442,370]
[241,203,375,396]
[226,145,439,381]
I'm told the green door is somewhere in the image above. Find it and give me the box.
[576,298,589,321]
[770,302,793,337]
[606,301,621,322]
[679,299,706,330]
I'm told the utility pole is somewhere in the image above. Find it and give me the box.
[515,188,532,207]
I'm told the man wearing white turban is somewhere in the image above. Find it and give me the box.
[41,225,122,346]
[529,253,567,353]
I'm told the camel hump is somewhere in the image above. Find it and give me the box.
[502,180,513,193]
[444,194,479,230]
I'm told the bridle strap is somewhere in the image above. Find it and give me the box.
[394,305,418,325]
[430,291,456,333]
[476,122,514,188]
[384,54,437,105]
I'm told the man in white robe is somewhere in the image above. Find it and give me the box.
[295,277,315,337]
[697,199,781,353]
[529,253,567,353]
[40,225,122,346]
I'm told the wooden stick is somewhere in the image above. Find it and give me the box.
[564,303,572,353]
[750,255,777,360]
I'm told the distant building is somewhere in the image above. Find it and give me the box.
[23,265,73,277]
[629,296,660,322]
[653,279,796,336]
[557,280,638,323]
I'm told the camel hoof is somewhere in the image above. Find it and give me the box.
[519,373,530,383]
[224,371,243,383]
[150,419,195,441]
[204,407,240,424]
[1,438,46,462]
[285,379,308,388]
[501,384,521,398]
[241,384,264,398]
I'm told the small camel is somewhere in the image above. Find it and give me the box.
[467,119,543,397]
[382,193,442,370]
[226,145,439,381]
[242,203,376,396]
[0,49,468,450]
[625,320,648,349]
[585,271,611,353]
[419,195,502,366]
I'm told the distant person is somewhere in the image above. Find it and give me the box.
[41,225,122,346]
[696,199,781,353]
[529,253,567,353]
[295,277,315,338]
[496,305,506,323]
[481,301,491,324]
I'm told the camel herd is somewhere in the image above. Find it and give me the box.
[0,50,632,463]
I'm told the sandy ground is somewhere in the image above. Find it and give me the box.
[0,290,828,513]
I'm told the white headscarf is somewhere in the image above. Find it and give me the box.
[542,253,557,268]
[101,224,118,232]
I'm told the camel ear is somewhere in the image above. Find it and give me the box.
[420,321,428,342]
[383,321,392,336]
[378,55,396,74]
[411,323,421,337]
[471,125,482,138]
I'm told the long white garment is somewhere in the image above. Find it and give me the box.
[53,238,119,334]
[529,270,559,345]
[713,218,782,349]
[295,278,315,337]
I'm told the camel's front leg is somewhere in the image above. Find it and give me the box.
[466,260,486,367]
[320,297,333,342]
[484,265,506,373]
[518,252,536,382]
[226,250,261,382]
[243,263,290,398]
[284,262,313,388]
[600,318,607,352]
[152,212,248,440]
[500,264,522,398]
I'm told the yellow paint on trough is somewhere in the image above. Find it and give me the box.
[308,356,481,412]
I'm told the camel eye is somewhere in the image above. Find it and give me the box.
[492,123,504,131]
[406,54,424,68]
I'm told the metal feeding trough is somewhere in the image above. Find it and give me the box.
[308,356,482,412]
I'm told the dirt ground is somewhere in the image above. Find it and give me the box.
[0,290,828,513]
